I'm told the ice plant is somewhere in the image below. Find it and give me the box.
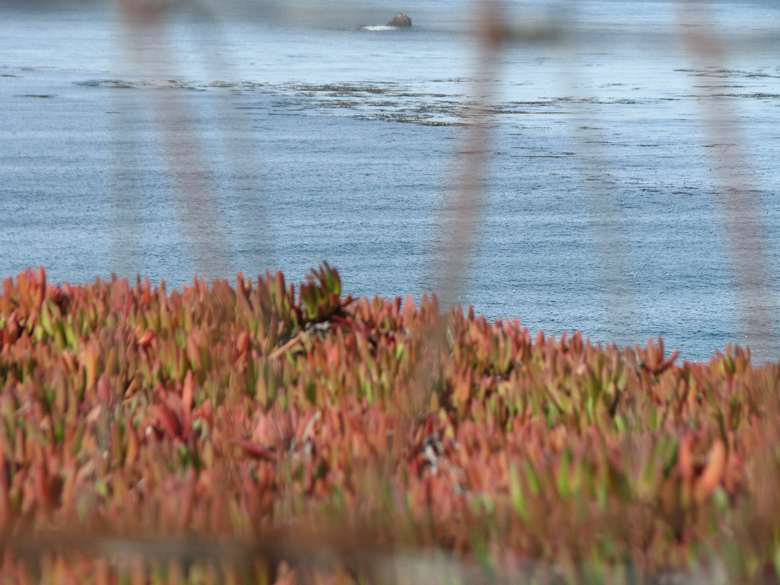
[0,265,779,584]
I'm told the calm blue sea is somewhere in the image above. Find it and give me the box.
[2,0,780,362]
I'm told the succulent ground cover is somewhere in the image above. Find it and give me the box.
[1,265,780,584]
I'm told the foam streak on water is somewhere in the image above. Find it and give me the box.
[1,0,780,361]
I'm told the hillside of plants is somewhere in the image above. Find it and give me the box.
[1,265,780,584]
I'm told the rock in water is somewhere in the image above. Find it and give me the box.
[387,13,412,27]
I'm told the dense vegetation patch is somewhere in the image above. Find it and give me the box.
[1,265,779,584]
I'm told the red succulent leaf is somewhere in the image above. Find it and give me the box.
[678,434,695,484]
[155,400,184,441]
[181,371,194,435]
[137,328,154,349]
[34,266,45,310]
[96,375,111,406]
[652,349,679,376]
[694,439,726,502]
[232,439,277,462]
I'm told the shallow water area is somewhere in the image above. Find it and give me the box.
[1,0,780,362]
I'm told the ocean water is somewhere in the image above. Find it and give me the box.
[1,0,780,362]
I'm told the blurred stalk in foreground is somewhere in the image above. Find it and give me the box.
[676,0,778,363]
[433,0,505,308]
[114,0,232,281]
[409,0,507,416]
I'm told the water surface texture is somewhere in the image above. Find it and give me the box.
[2,0,780,361]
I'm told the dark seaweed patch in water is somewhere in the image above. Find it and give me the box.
[510,101,556,107]
[711,93,780,99]
[208,81,242,88]
[521,154,568,158]
[418,120,466,126]
[292,83,392,95]
[76,79,137,89]
[165,80,205,91]
[75,79,208,91]
[355,113,465,126]
[676,68,780,79]
[268,82,473,126]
